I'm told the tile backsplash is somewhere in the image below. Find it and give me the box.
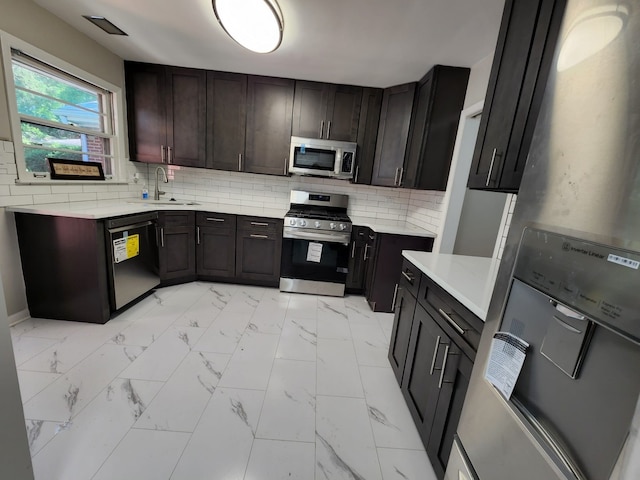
[0,140,445,232]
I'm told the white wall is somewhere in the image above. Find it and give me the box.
[463,54,494,109]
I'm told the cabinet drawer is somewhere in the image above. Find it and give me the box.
[159,211,194,228]
[399,259,421,298]
[196,212,236,228]
[237,216,282,233]
[418,277,483,355]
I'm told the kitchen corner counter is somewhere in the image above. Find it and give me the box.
[7,200,288,220]
[402,251,501,320]
[349,216,437,238]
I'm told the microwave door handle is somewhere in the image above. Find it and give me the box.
[335,148,342,175]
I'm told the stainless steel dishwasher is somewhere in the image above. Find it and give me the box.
[105,212,160,310]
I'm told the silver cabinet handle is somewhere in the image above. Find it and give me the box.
[167,146,173,165]
[206,217,225,222]
[394,167,399,186]
[438,308,466,336]
[250,234,269,239]
[320,120,324,138]
[398,167,404,186]
[160,227,164,247]
[486,148,497,187]
[196,226,200,245]
[238,153,242,172]
[354,165,359,183]
[429,335,442,375]
[391,283,399,311]
[363,244,370,261]
[401,271,414,284]
[161,145,166,163]
[438,345,450,389]
[251,222,269,227]
[351,240,356,258]
[284,157,288,175]
[327,120,332,139]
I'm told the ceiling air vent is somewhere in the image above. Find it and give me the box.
[82,16,128,36]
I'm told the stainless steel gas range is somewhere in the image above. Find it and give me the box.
[279,190,352,297]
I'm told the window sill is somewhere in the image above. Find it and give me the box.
[14,178,129,186]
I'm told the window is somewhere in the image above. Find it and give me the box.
[1,33,125,182]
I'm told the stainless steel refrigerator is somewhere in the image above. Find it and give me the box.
[449,1,640,479]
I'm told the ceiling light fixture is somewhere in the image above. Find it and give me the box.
[212,0,284,54]
[82,15,128,36]
[557,4,628,71]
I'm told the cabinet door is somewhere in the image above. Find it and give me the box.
[427,351,473,479]
[326,85,362,142]
[165,67,206,168]
[498,0,564,191]
[292,81,328,138]
[206,71,247,172]
[236,217,283,284]
[388,284,417,384]
[404,66,469,191]
[371,83,416,187]
[402,303,458,449]
[158,212,196,282]
[366,234,434,313]
[196,213,237,278]
[345,227,368,291]
[125,62,166,164]
[245,76,294,175]
[354,88,383,185]
[468,0,560,192]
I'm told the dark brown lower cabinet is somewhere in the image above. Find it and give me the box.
[365,233,433,312]
[345,226,369,292]
[389,259,481,479]
[388,280,417,383]
[15,213,110,324]
[158,211,196,284]
[196,212,236,279]
[427,349,473,478]
[235,216,283,286]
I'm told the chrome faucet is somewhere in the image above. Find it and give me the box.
[154,166,168,200]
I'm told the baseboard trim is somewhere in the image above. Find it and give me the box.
[8,309,30,326]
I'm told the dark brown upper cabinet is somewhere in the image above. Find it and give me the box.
[403,66,469,191]
[245,76,295,176]
[292,81,362,142]
[125,62,206,168]
[206,71,247,172]
[468,0,565,192]
[370,83,416,187]
[353,87,383,185]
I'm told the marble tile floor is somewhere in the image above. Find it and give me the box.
[11,281,437,480]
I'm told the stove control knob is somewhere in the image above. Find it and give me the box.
[299,219,307,227]
[339,224,347,231]
[330,223,336,229]
[289,219,296,226]
[315,221,321,228]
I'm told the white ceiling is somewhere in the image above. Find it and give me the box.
[34,0,506,88]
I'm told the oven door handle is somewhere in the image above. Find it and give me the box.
[283,229,350,245]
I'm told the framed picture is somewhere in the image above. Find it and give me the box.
[48,158,106,180]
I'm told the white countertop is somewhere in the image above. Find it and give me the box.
[7,202,438,237]
[7,200,288,220]
[350,216,437,238]
[402,251,501,320]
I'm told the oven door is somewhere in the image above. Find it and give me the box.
[280,229,350,297]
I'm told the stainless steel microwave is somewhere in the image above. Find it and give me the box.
[289,136,357,180]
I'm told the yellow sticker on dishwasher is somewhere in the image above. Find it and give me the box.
[126,234,139,259]
[113,234,140,263]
